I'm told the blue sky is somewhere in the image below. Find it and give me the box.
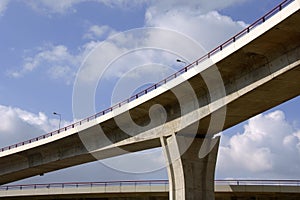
[1,0,300,184]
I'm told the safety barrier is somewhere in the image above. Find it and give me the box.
[1,179,300,191]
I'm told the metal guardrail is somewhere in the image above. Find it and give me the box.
[215,179,300,186]
[1,180,300,191]
[0,180,168,191]
[0,0,295,153]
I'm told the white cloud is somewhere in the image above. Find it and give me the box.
[0,0,10,16]
[0,105,69,147]
[73,5,247,102]
[8,44,80,84]
[97,0,148,9]
[77,7,247,81]
[10,0,248,86]
[71,1,249,118]
[145,7,247,50]
[150,0,248,14]
[0,104,167,183]
[24,0,149,14]
[23,0,248,15]
[73,27,212,115]
[83,25,116,40]
[217,110,300,179]
[24,0,145,14]
[25,0,81,14]
[78,2,247,82]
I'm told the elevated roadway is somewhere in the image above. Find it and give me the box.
[1,180,300,200]
[1,0,300,199]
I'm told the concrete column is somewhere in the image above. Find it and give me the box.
[161,133,220,200]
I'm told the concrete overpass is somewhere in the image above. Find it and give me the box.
[1,180,300,200]
[1,0,300,199]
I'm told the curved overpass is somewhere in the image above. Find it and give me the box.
[1,0,300,199]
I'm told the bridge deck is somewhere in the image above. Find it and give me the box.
[1,180,300,200]
[0,0,300,186]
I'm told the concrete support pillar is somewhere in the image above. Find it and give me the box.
[161,133,220,200]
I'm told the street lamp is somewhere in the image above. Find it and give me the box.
[176,59,187,65]
[53,112,61,130]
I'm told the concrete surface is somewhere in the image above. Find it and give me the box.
[161,135,220,199]
[0,0,300,199]
[1,182,300,200]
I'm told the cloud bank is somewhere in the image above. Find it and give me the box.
[23,0,247,15]
[0,105,66,147]
[9,1,246,87]
[217,110,300,179]
[0,0,9,16]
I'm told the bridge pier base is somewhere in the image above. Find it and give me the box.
[161,134,220,200]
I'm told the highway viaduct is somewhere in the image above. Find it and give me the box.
[1,180,300,200]
[0,0,300,199]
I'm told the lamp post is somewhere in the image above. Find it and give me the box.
[53,112,61,130]
[176,59,187,65]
